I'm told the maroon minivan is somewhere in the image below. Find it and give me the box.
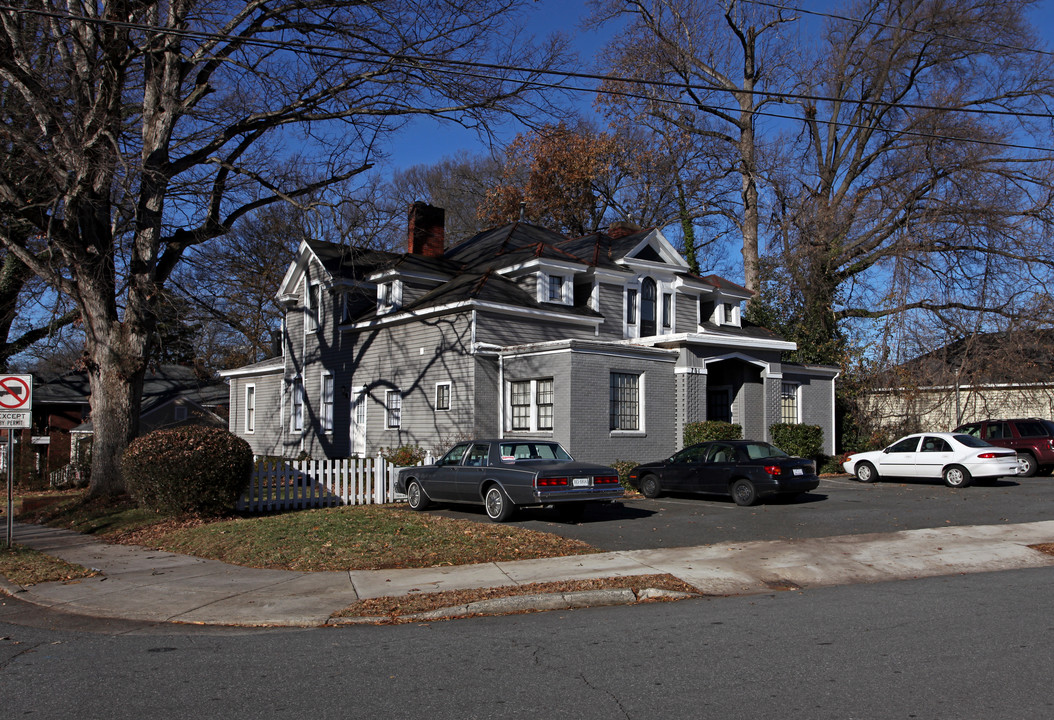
[952,418,1054,477]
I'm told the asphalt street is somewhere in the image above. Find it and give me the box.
[3,567,1053,719]
[427,474,1054,549]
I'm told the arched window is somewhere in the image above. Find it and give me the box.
[640,277,657,336]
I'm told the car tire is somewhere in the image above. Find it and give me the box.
[556,502,587,523]
[855,461,878,483]
[731,478,758,506]
[484,485,516,522]
[1017,453,1038,477]
[943,465,972,488]
[640,474,662,498]
[406,479,432,511]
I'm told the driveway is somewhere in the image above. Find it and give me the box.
[427,474,1054,551]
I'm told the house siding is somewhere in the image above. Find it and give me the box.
[675,293,697,334]
[785,369,837,454]
[597,282,626,340]
[228,374,284,456]
[475,312,595,346]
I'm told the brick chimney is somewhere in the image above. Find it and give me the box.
[407,202,445,257]
[608,221,641,240]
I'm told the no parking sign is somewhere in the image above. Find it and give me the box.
[0,374,31,428]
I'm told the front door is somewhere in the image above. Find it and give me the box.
[350,389,367,456]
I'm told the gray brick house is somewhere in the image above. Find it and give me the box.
[220,203,838,465]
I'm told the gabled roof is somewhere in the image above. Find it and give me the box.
[34,365,227,408]
[445,222,583,270]
[889,330,1054,386]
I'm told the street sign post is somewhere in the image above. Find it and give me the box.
[1,374,32,547]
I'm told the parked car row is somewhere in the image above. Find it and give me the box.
[396,421,1036,523]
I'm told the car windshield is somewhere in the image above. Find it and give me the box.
[953,434,992,448]
[499,442,573,461]
[743,442,789,460]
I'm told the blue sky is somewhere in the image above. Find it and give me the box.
[377,0,1054,176]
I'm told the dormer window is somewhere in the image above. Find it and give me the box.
[541,272,570,305]
[721,301,741,327]
[377,279,402,315]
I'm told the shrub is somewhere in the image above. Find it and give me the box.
[122,426,253,516]
[380,444,428,467]
[770,423,824,460]
[610,459,640,490]
[684,421,742,446]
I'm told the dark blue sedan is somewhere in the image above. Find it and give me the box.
[628,440,819,506]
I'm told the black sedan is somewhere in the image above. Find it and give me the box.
[395,440,624,522]
[628,440,819,506]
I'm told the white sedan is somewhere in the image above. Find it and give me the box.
[843,432,1019,488]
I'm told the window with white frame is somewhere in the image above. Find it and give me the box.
[377,280,402,314]
[662,293,673,330]
[321,374,334,432]
[610,372,641,431]
[385,389,402,428]
[306,282,321,332]
[780,382,801,424]
[548,274,565,302]
[722,301,738,326]
[509,378,554,432]
[244,384,256,433]
[626,288,638,325]
[291,377,304,432]
[435,382,451,411]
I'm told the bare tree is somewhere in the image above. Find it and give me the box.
[590,0,796,294]
[0,0,569,496]
[765,0,1054,365]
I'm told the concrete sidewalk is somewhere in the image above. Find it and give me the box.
[3,519,1054,627]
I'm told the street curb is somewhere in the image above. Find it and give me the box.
[326,587,699,625]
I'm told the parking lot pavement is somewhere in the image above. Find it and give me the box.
[427,474,1054,551]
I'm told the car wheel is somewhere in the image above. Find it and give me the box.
[1017,453,1038,477]
[556,502,587,522]
[855,461,878,484]
[731,478,758,506]
[639,474,662,498]
[406,480,431,511]
[484,485,516,522]
[943,465,972,488]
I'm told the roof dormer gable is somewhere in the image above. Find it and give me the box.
[618,229,690,272]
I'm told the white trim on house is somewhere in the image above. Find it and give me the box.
[219,358,284,378]
[622,229,690,268]
[609,370,646,437]
[635,332,798,352]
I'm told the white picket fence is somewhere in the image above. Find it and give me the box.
[238,455,431,512]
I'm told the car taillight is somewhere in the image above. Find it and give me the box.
[537,477,568,487]
[976,452,1000,458]
[764,465,782,476]
[594,476,620,485]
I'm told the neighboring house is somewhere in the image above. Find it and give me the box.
[865,331,1054,432]
[220,203,839,465]
[26,365,229,480]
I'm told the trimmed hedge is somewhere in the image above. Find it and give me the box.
[380,444,428,466]
[684,421,742,446]
[770,423,824,460]
[122,426,254,516]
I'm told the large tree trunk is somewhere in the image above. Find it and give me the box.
[86,352,145,497]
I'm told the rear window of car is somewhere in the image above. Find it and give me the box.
[499,443,572,461]
[1014,421,1050,438]
[953,434,992,448]
[743,442,789,459]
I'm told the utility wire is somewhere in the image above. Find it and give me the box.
[742,0,1054,58]
[3,2,1054,153]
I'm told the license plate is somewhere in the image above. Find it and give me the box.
[572,477,590,487]
[793,468,803,476]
